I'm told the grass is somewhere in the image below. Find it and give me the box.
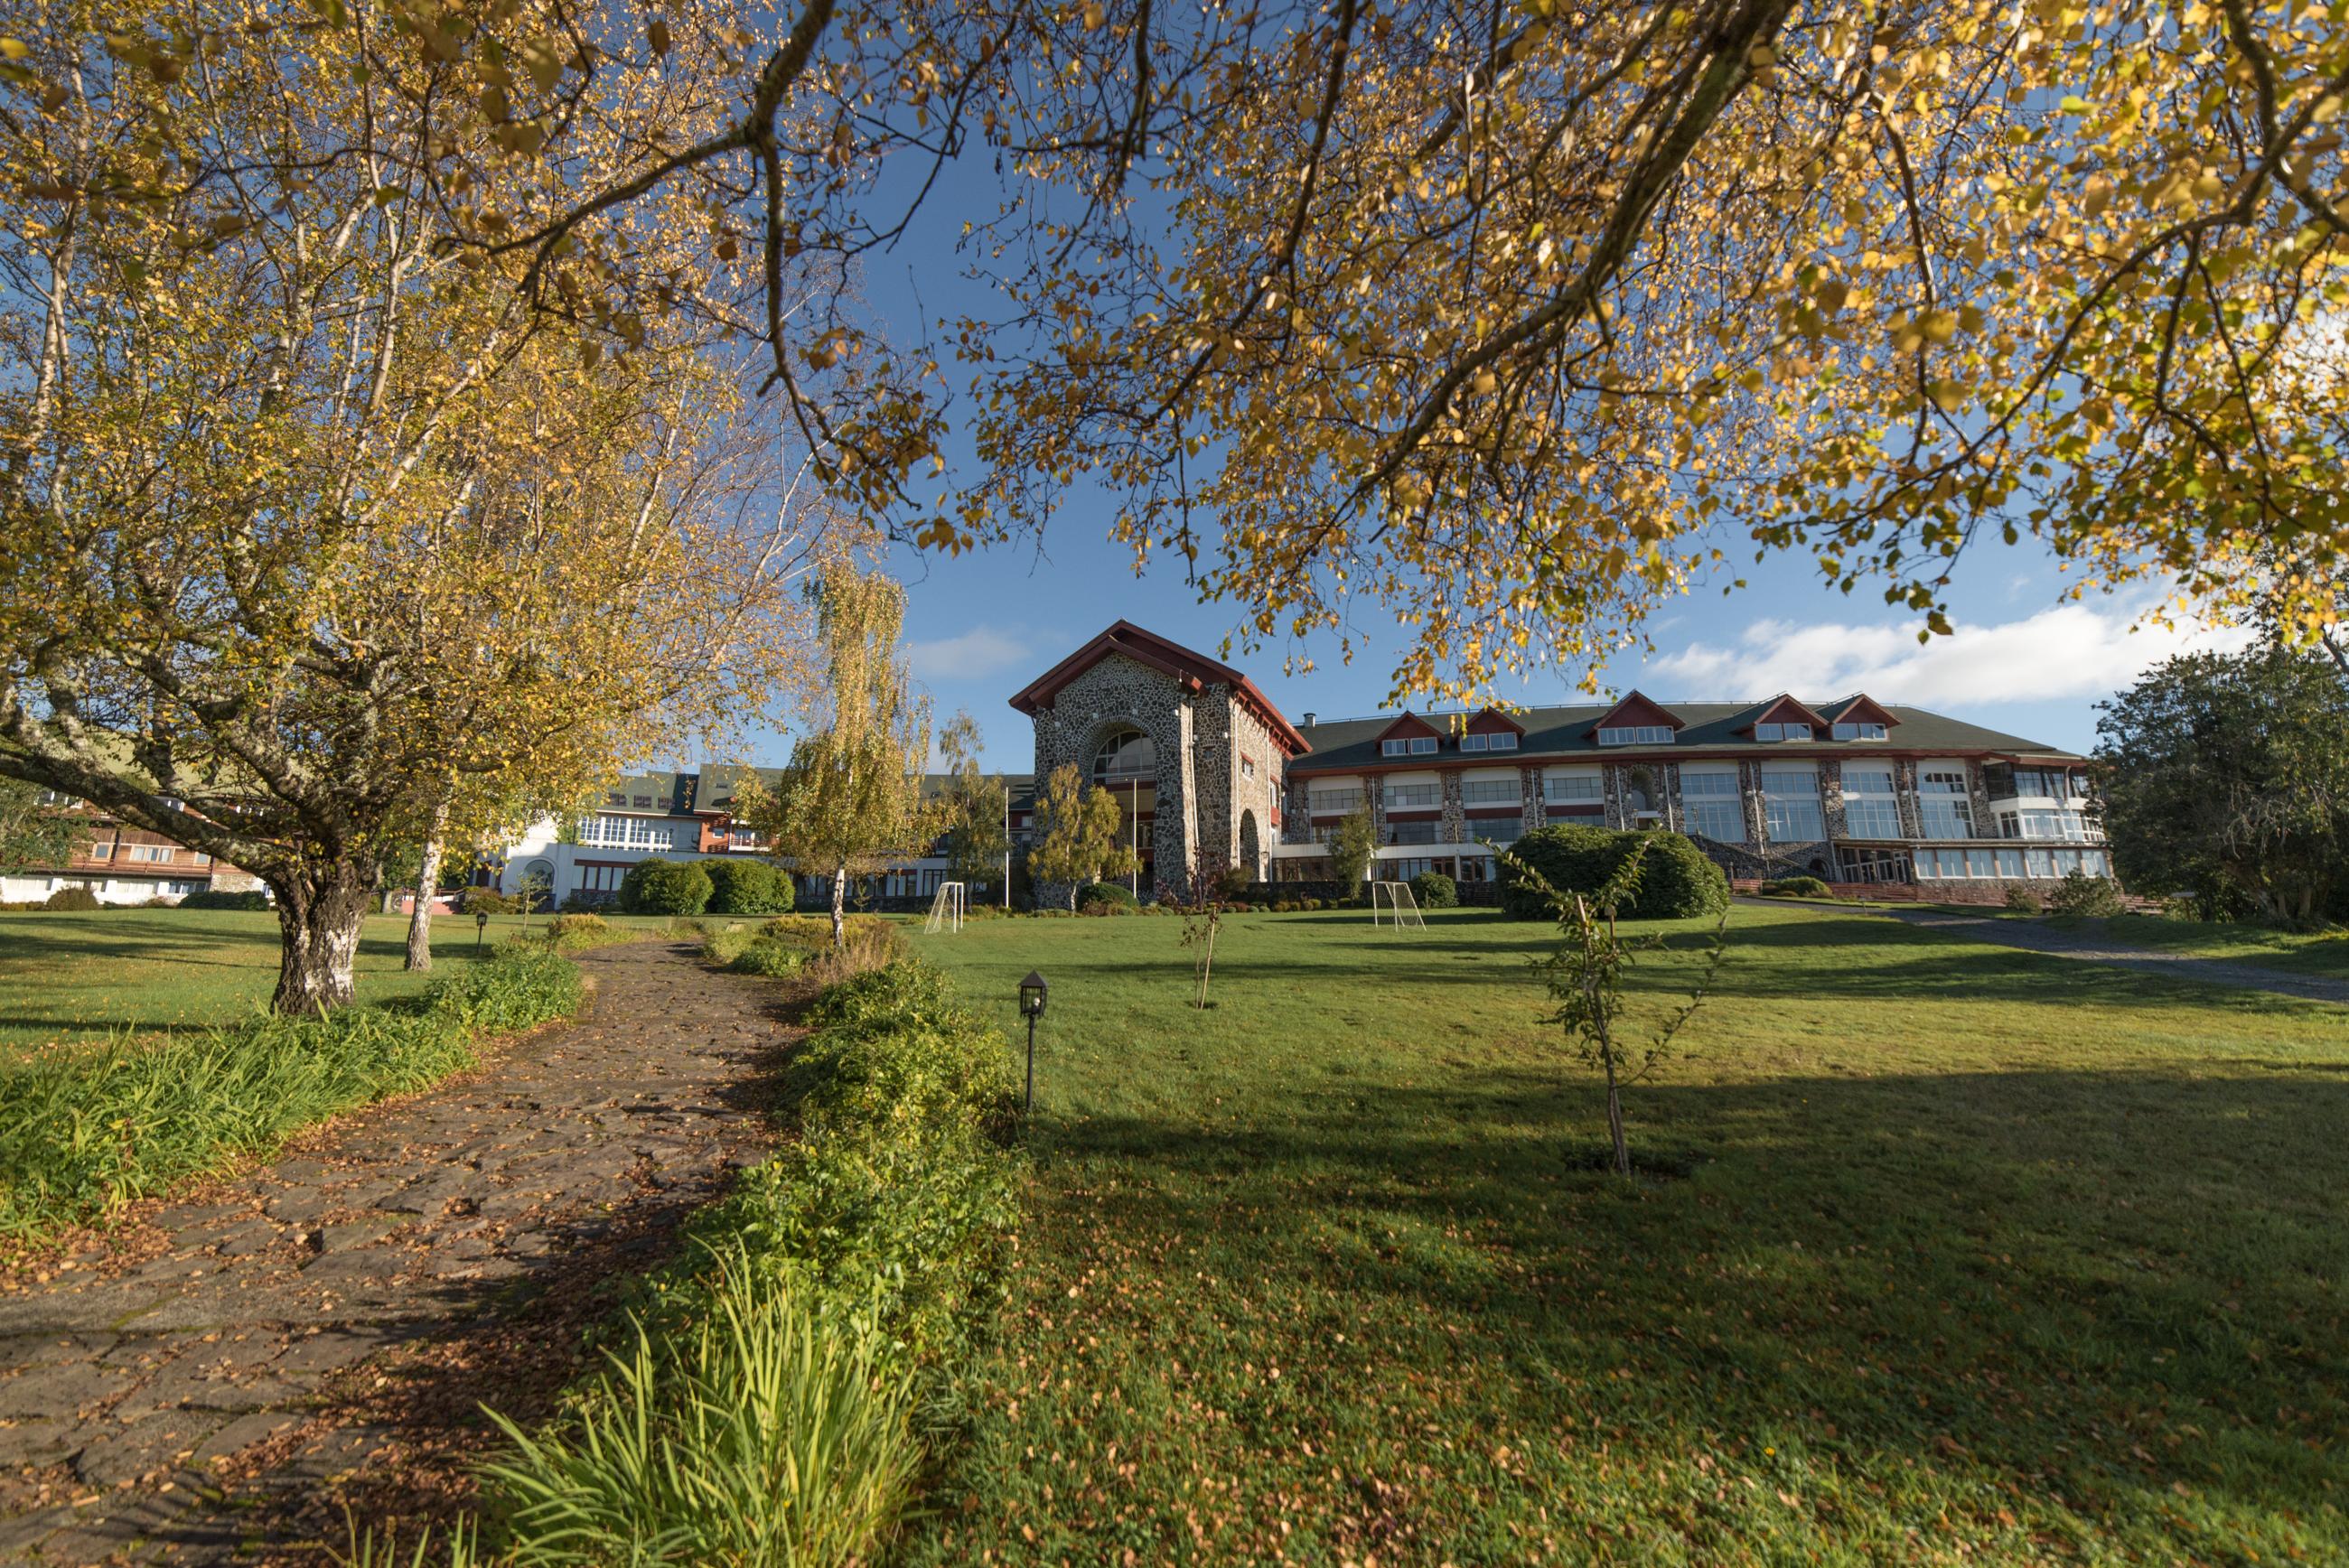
[0,907,673,1056]
[894,903,2349,1564]
[2082,912,2349,980]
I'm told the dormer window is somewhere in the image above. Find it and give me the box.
[1462,733,1487,751]
[1597,725,1675,746]
[1756,723,1812,742]
[1830,722,1888,741]
[1408,735,1437,755]
[1488,732,1518,751]
[1380,738,1407,757]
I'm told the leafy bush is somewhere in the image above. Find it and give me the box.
[705,858,794,916]
[543,913,618,952]
[1213,863,1251,901]
[700,927,753,966]
[42,887,102,911]
[2045,872,2125,918]
[2002,882,2044,914]
[1501,826,1728,919]
[178,888,271,911]
[1077,881,1138,911]
[0,944,582,1237]
[470,957,1018,1565]
[619,858,714,916]
[1225,901,1252,913]
[1408,871,1458,909]
[730,938,807,978]
[463,888,519,916]
[1761,875,1834,900]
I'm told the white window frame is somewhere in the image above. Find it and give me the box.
[1831,722,1888,742]
[1408,735,1438,755]
[1597,724,1675,746]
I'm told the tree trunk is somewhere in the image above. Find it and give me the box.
[405,795,451,973]
[269,861,373,1015]
[830,863,847,948]
[1602,1049,1631,1177]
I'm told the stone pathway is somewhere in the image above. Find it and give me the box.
[1862,905,2349,1006]
[0,941,787,1564]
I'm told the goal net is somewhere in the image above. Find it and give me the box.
[922,881,967,935]
[1370,881,1426,929]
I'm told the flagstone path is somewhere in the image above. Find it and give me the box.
[0,941,787,1565]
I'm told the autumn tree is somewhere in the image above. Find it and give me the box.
[1327,804,1378,898]
[0,13,838,1010]
[935,713,1011,903]
[0,779,81,874]
[1026,764,1135,911]
[751,565,935,947]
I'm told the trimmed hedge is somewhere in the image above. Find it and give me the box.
[42,887,101,911]
[1761,875,1834,900]
[178,888,272,911]
[1499,826,1729,920]
[706,858,794,916]
[1077,881,1138,911]
[620,858,714,916]
[0,944,583,1238]
[1408,870,1458,909]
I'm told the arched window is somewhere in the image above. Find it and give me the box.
[1092,726,1155,783]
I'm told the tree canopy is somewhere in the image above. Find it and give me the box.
[18,0,2335,697]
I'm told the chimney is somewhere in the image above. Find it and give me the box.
[1302,712,1316,728]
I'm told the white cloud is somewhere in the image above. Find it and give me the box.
[1646,598,2254,707]
[904,624,1034,685]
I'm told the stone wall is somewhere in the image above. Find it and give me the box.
[1025,652,1198,897]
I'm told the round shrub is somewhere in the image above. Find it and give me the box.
[178,888,271,911]
[1225,901,1251,913]
[42,887,102,911]
[2045,872,2124,918]
[705,858,793,916]
[2002,882,2043,914]
[620,858,714,916]
[1408,870,1458,910]
[1077,881,1138,911]
[1499,826,1727,919]
[1761,875,1833,900]
[729,938,807,977]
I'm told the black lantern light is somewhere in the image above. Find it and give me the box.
[473,909,491,951]
[1017,970,1047,1114]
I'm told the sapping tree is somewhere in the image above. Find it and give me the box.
[0,10,838,1010]
[753,565,936,947]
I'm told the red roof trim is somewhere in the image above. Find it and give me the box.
[1823,694,1902,729]
[1737,693,1834,735]
[1007,621,1310,756]
[1464,705,1528,736]
[1582,690,1686,740]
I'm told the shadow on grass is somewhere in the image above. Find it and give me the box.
[1019,1061,2349,1545]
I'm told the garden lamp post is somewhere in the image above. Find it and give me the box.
[1017,970,1048,1114]
[473,910,489,951]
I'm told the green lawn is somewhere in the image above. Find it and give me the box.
[2083,912,2349,981]
[901,905,2349,1564]
[0,907,659,1056]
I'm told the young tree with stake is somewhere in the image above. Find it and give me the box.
[1026,765,1137,911]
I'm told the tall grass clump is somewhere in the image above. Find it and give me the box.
[445,957,1019,1568]
[0,945,582,1238]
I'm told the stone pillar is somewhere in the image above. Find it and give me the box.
[1820,759,1848,840]
[1439,770,1466,845]
[1962,761,1994,842]
[1740,761,1769,845]
[1368,775,1388,845]
[1283,778,1313,845]
[1521,765,1543,836]
[1895,759,1924,839]
[1661,762,1684,834]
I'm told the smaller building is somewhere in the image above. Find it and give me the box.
[2,794,262,905]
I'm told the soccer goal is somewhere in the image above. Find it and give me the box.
[1370,881,1427,929]
[923,881,968,935]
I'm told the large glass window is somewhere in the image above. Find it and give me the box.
[1762,766,1825,842]
[1387,821,1439,845]
[1597,724,1675,745]
[1544,769,1605,803]
[1918,767,1972,838]
[1386,782,1441,807]
[580,815,677,851]
[1461,779,1519,804]
[1310,789,1362,814]
[2000,808,2090,841]
[1680,768,1745,841]
[1839,764,1902,838]
[1830,722,1888,741]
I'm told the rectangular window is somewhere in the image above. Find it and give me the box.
[1918,768,1972,838]
[1544,769,1605,802]
[580,815,677,852]
[1839,764,1901,838]
[86,842,111,859]
[1310,789,1362,814]
[1460,733,1487,751]
[1240,756,1257,779]
[1386,783,1441,807]
[1996,847,2026,878]
[1488,732,1518,751]
[1761,767,1825,843]
[1830,722,1888,741]
[1380,739,1407,757]
[1966,849,1997,878]
[2026,848,2054,878]
[1408,735,1438,755]
[2082,849,2110,876]
[2052,849,2082,876]
[1387,821,1439,845]
[1461,779,1519,805]
[1597,724,1675,746]
[1756,722,1813,742]
[1679,768,1744,841]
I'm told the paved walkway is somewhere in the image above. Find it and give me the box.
[0,942,786,1564]
[1862,905,2349,1006]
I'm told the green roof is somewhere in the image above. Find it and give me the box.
[1288,701,2081,774]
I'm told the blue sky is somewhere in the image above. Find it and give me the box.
[725,170,2248,774]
